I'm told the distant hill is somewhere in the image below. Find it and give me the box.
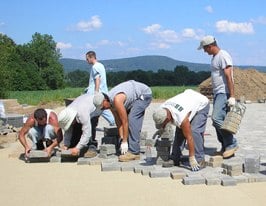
[59,55,266,73]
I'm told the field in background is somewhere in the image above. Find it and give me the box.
[8,86,197,105]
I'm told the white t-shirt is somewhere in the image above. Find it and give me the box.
[87,62,108,95]
[161,89,209,128]
[211,49,233,95]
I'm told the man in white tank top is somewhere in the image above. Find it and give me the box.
[19,108,63,159]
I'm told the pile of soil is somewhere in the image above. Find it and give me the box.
[199,68,266,101]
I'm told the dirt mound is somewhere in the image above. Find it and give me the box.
[199,68,266,101]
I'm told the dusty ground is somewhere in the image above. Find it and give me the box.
[1,102,266,206]
[1,142,266,206]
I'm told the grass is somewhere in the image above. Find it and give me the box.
[7,86,198,105]
[151,86,197,100]
[8,87,84,105]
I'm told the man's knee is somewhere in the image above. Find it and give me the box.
[44,124,56,140]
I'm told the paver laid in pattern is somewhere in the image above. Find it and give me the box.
[25,102,266,186]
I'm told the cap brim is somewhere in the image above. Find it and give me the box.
[197,45,203,50]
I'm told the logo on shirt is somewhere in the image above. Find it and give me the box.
[165,102,184,112]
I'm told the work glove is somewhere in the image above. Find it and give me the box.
[189,156,200,172]
[120,142,128,155]
[227,97,236,107]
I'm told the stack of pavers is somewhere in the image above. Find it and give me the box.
[101,125,119,151]
[78,125,119,165]
[140,131,148,153]
[155,124,174,166]
[242,154,266,183]
[222,159,243,177]
[155,138,172,165]
[99,144,116,159]
[208,155,223,168]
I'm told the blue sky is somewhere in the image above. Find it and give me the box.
[1,0,266,66]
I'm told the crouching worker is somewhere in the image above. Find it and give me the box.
[19,108,63,158]
[58,93,101,157]
[153,89,209,171]
[93,80,152,162]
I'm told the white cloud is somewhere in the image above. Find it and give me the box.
[143,24,161,33]
[56,42,72,49]
[150,42,170,49]
[86,39,126,49]
[143,24,180,44]
[251,16,266,25]
[205,5,213,13]
[143,24,204,49]
[182,28,197,38]
[216,20,254,34]
[75,15,102,32]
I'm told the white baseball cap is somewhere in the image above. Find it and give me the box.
[58,107,77,131]
[198,35,216,50]
[93,92,105,110]
[153,108,167,129]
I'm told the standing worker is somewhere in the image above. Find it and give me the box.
[85,51,115,126]
[198,35,238,158]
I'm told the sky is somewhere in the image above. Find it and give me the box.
[1,0,266,66]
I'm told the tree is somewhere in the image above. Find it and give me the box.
[0,34,16,97]
[27,32,65,89]
[65,70,89,87]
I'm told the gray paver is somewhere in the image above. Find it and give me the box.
[221,176,237,186]
[182,176,205,185]
[101,162,121,172]
[205,177,221,185]
[233,175,249,184]
[50,156,61,163]
[29,150,49,158]
[61,150,72,157]
[170,171,186,180]
[104,126,118,136]
[149,170,171,178]
[94,103,266,187]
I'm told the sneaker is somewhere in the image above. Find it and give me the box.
[119,152,140,162]
[162,160,174,168]
[223,145,239,159]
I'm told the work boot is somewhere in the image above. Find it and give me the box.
[119,152,140,162]
[223,145,239,159]
[84,145,97,158]
[212,148,225,156]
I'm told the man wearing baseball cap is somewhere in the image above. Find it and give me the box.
[93,80,152,162]
[58,93,101,157]
[153,89,209,171]
[198,35,238,158]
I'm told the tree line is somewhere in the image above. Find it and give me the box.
[65,66,210,88]
[0,33,64,98]
[0,32,210,99]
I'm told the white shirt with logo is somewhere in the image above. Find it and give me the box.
[161,89,209,128]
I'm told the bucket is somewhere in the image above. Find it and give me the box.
[221,102,246,134]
